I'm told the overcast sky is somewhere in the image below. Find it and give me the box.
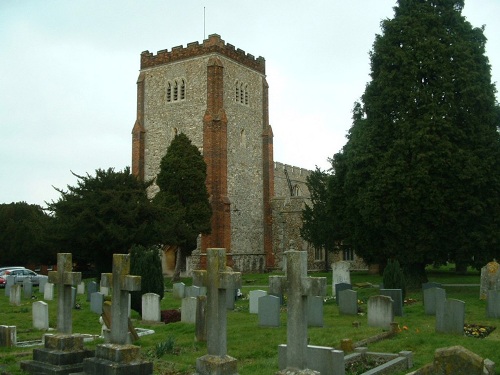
[1,1,499,207]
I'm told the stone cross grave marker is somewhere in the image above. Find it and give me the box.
[480,260,500,299]
[48,253,81,334]
[269,249,326,371]
[193,248,241,374]
[100,253,141,345]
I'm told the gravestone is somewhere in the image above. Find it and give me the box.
[422,281,442,290]
[335,282,352,305]
[142,293,161,322]
[77,281,85,295]
[307,296,324,327]
[185,285,202,297]
[338,289,358,315]
[181,297,198,323]
[226,287,236,310]
[278,344,345,375]
[249,289,267,314]
[80,253,152,375]
[270,248,327,372]
[424,287,446,315]
[380,288,404,316]
[331,261,351,296]
[368,295,394,330]
[10,284,21,306]
[48,253,82,334]
[173,282,186,299]
[86,281,97,302]
[258,295,281,327]
[23,279,33,298]
[5,275,15,297]
[72,286,77,309]
[436,298,465,335]
[32,301,49,330]
[0,325,16,347]
[90,292,104,314]
[480,260,500,299]
[44,282,54,301]
[100,285,109,296]
[192,248,242,375]
[38,277,47,294]
[196,295,207,342]
[486,290,500,318]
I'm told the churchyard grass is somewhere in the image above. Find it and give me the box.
[1,268,499,375]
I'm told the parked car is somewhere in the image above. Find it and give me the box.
[0,266,25,274]
[0,267,26,288]
[1,268,48,286]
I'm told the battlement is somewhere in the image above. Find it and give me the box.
[274,162,312,178]
[140,34,266,74]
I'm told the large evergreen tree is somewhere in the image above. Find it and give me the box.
[154,133,212,281]
[47,167,168,275]
[317,0,500,284]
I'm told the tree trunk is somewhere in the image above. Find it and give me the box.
[403,262,428,290]
[171,248,186,282]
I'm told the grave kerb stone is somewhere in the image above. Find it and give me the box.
[278,344,345,375]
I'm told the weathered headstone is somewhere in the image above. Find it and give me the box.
[43,282,54,301]
[380,288,404,316]
[77,281,85,295]
[48,253,82,334]
[424,287,446,315]
[480,260,500,300]
[258,295,281,327]
[331,260,351,296]
[181,297,198,323]
[338,289,358,315]
[5,275,15,297]
[196,295,207,342]
[23,279,33,298]
[270,249,327,372]
[86,281,97,302]
[185,285,202,297]
[368,295,394,330]
[486,290,500,319]
[436,298,465,335]
[100,285,109,296]
[0,326,16,347]
[278,344,345,375]
[307,296,324,327]
[32,301,49,330]
[249,289,267,314]
[193,248,242,375]
[38,277,47,294]
[142,293,161,322]
[90,292,104,314]
[9,284,21,306]
[80,253,152,375]
[335,282,352,305]
[172,282,186,299]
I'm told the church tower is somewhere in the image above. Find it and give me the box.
[132,34,275,272]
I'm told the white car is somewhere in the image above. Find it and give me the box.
[4,268,48,285]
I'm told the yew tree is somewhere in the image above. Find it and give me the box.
[325,0,500,284]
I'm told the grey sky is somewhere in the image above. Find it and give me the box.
[1,1,499,207]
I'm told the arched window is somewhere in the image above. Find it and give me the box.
[235,81,240,102]
[244,84,249,105]
[173,81,178,101]
[180,79,186,100]
[166,82,172,102]
[240,83,244,103]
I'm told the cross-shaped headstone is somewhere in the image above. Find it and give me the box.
[48,253,81,334]
[270,249,326,371]
[100,253,141,345]
[193,248,241,357]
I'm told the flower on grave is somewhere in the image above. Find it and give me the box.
[403,325,409,331]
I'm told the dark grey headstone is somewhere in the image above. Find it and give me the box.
[487,290,500,318]
[71,286,77,309]
[87,281,98,302]
[380,288,404,316]
[424,287,446,315]
[307,295,324,327]
[335,283,352,305]
[258,295,280,327]
[436,298,465,335]
[90,292,104,314]
[226,288,236,310]
[338,289,358,315]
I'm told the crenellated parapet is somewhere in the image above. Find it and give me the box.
[274,162,312,179]
[141,34,266,74]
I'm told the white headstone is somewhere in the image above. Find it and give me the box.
[44,282,54,301]
[9,284,21,306]
[142,293,161,322]
[32,301,49,330]
[181,297,198,323]
[100,286,109,296]
[368,295,394,330]
[77,281,85,295]
[249,290,267,314]
[331,261,351,295]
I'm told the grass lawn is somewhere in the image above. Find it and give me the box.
[0,267,498,374]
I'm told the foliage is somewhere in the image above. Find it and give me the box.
[130,244,165,314]
[310,0,500,278]
[0,202,55,265]
[47,167,167,275]
[382,259,406,298]
[154,133,211,278]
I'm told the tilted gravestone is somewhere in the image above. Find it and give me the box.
[380,288,404,316]
[80,253,152,375]
[338,289,358,315]
[436,298,465,335]
[424,287,446,315]
[193,248,242,375]
[480,260,500,300]
[486,290,500,319]
[270,249,327,372]
[258,294,281,327]
[368,295,394,330]
[249,289,267,314]
[331,260,351,296]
